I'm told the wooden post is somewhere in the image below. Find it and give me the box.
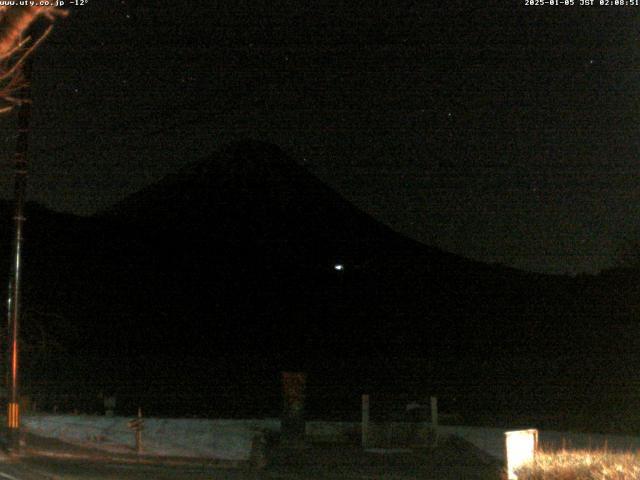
[430,396,438,445]
[135,428,142,454]
[135,407,142,454]
[128,407,144,455]
[281,372,306,448]
[362,394,370,448]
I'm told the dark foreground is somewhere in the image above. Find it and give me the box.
[0,435,503,479]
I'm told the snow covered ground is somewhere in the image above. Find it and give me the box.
[22,414,640,464]
[22,414,280,461]
[22,415,368,461]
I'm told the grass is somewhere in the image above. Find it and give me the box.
[515,449,640,479]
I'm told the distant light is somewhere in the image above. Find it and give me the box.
[505,429,538,480]
[334,264,344,271]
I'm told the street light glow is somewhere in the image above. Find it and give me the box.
[334,263,344,271]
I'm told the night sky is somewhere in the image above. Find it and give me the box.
[0,1,638,275]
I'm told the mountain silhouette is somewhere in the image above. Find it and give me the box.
[97,140,526,363]
[0,140,635,427]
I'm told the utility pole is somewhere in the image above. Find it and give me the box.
[6,59,31,453]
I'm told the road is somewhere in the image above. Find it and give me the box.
[0,435,502,479]
[0,457,254,480]
[0,449,501,480]
[0,456,500,480]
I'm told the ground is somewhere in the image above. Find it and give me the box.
[262,437,502,479]
[0,434,503,479]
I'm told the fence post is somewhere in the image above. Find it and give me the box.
[127,407,144,454]
[430,396,438,445]
[135,408,143,454]
[362,394,370,449]
[281,372,306,448]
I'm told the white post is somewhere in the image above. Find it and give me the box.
[430,396,438,445]
[135,407,143,454]
[505,429,538,480]
[362,394,370,448]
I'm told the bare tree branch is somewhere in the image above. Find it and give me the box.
[0,7,66,113]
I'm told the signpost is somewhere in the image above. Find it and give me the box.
[127,408,144,454]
